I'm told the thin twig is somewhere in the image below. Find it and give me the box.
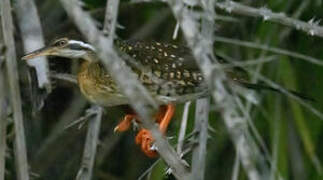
[96,134,122,167]
[103,0,120,36]
[212,55,277,69]
[231,150,240,180]
[137,159,162,180]
[0,76,7,180]
[15,0,51,92]
[234,95,271,156]
[31,95,88,173]
[0,0,29,179]
[139,131,197,180]
[173,22,180,40]
[246,70,323,121]
[59,0,190,179]
[0,16,7,180]
[64,108,97,130]
[50,73,78,84]
[279,0,310,40]
[0,53,7,180]
[214,35,323,66]
[76,106,103,180]
[177,101,191,154]
[215,1,323,38]
[191,98,209,180]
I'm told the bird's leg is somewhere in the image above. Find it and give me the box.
[114,114,139,132]
[135,104,175,158]
[157,104,176,133]
[114,104,175,157]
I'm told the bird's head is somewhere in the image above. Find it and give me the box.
[22,37,96,61]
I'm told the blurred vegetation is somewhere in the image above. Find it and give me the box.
[3,0,323,179]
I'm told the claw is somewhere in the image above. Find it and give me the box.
[136,129,158,158]
[113,126,120,133]
[165,167,173,175]
[150,143,158,151]
[132,120,139,131]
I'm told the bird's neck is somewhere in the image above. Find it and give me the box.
[78,60,104,80]
[79,60,91,74]
[80,50,100,63]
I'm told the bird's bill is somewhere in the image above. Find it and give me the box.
[21,47,53,60]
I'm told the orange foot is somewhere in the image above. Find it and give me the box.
[135,129,157,158]
[114,114,138,132]
[114,104,175,158]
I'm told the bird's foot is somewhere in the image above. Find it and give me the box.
[114,104,175,158]
[135,129,158,158]
[134,104,175,157]
[114,114,138,132]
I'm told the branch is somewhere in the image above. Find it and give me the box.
[14,0,52,92]
[31,96,88,173]
[176,101,191,154]
[76,1,119,178]
[103,0,120,36]
[250,71,323,121]
[0,78,7,180]
[0,108,7,180]
[59,0,190,179]
[0,16,7,180]
[50,73,78,84]
[0,0,29,179]
[167,0,268,179]
[231,151,240,180]
[76,106,102,180]
[191,98,209,180]
[214,35,323,66]
[0,48,8,180]
[96,134,122,167]
[133,0,323,39]
[215,1,323,38]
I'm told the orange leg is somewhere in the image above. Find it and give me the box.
[114,104,175,158]
[135,104,175,158]
[158,104,175,133]
[114,114,138,132]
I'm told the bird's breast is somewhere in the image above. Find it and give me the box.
[77,63,128,107]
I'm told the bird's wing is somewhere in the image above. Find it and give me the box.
[116,40,206,97]
[117,40,199,70]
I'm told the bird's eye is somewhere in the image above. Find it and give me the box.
[54,39,68,47]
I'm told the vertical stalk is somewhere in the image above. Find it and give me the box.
[0,15,7,180]
[15,0,51,91]
[0,0,29,179]
[177,101,191,154]
[191,98,209,180]
[76,106,102,180]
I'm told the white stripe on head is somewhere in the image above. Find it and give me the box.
[68,40,96,51]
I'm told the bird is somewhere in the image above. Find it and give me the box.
[22,37,313,157]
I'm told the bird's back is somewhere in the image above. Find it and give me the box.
[117,40,207,99]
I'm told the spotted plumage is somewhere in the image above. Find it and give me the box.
[116,40,207,97]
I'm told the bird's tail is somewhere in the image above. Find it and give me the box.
[239,82,315,102]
